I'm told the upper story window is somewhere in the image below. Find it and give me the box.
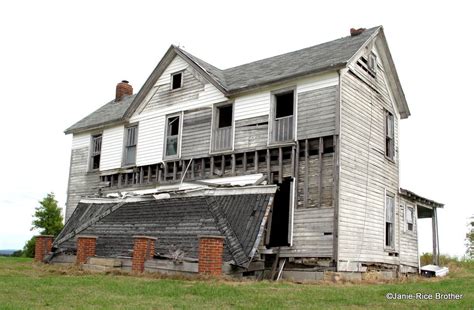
[90,134,102,170]
[165,114,181,158]
[368,52,377,75]
[212,103,233,152]
[385,192,395,248]
[171,72,183,90]
[271,89,295,143]
[124,125,138,166]
[385,110,395,160]
[406,206,414,231]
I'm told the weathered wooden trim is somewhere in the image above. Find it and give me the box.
[231,154,236,175]
[266,149,271,183]
[319,137,323,207]
[254,151,258,173]
[210,156,214,176]
[243,152,247,171]
[278,147,283,184]
[304,139,309,208]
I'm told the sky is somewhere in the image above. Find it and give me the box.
[0,0,472,257]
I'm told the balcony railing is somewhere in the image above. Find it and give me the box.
[272,115,294,143]
[212,126,232,152]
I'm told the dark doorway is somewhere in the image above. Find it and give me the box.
[268,178,292,247]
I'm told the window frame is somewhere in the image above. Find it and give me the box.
[170,71,184,91]
[384,109,395,161]
[210,101,234,153]
[89,133,102,171]
[163,112,183,160]
[384,190,396,250]
[269,86,296,145]
[406,204,415,232]
[123,124,138,167]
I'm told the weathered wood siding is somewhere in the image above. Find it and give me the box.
[234,92,269,121]
[100,125,124,170]
[234,116,269,152]
[130,55,227,165]
[297,154,334,208]
[399,198,419,268]
[279,207,334,258]
[181,108,212,159]
[337,46,401,271]
[297,86,337,139]
[65,134,100,220]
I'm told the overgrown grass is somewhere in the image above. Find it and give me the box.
[0,257,472,309]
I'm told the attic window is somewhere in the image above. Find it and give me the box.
[90,134,102,170]
[171,72,183,90]
[368,53,377,75]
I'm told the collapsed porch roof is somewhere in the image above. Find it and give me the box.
[54,185,276,268]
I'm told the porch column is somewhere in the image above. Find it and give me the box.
[431,207,440,265]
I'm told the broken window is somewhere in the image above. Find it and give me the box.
[90,134,102,170]
[406,206,414,231]
[217,104,233,128]
[368,52,377,75]
[275,92,294,118]
[385,110,394,160]
[171,72,183,90]
[271,90,294,142]
[124,125,138,166]
[165,115,180,157]
[385,193,395,248]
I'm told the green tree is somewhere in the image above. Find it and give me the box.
[466,215,474,259]
[22,193,64,258]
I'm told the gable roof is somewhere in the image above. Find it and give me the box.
[53,189,275,267]
[66,26,409,134]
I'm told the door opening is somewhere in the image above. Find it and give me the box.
[267,177,293,247]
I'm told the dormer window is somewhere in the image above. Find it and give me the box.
[368,52,377,75]
[171,72,183,90]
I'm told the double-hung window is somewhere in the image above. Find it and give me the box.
[90,134,102,170]
[165,115,181,158]
[124,125,138,166]
[385,110,395,160]
[385,193,395,248]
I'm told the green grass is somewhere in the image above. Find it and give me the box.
[0,257,472,309]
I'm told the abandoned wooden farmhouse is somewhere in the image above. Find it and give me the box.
[45,26,444,280]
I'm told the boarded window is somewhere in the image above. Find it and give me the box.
[406,206,414,231]
[385,193,395,248]
[166,116,180,157]
[275,92,294,118]
[90,134,102,170]
[171,72,182,90]
[385,111,394,160]
[124,125,137,166]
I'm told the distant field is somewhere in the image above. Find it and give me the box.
[0,257,472,309]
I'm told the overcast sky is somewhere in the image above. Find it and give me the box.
[0,1,472,257]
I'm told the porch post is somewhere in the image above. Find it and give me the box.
[431,207,439,265]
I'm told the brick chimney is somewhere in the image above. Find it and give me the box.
[115,80,133,102]
[350,28,366,36]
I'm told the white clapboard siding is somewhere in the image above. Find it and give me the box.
[296,72,338,94]
[130,55,227,165]
[71,133,90,149]
[100,125,124,170]
[279,207,334,257]
[156,56,188,86]
[234,92,270,121]
[337,47,401,271]
[136,115,165,166]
